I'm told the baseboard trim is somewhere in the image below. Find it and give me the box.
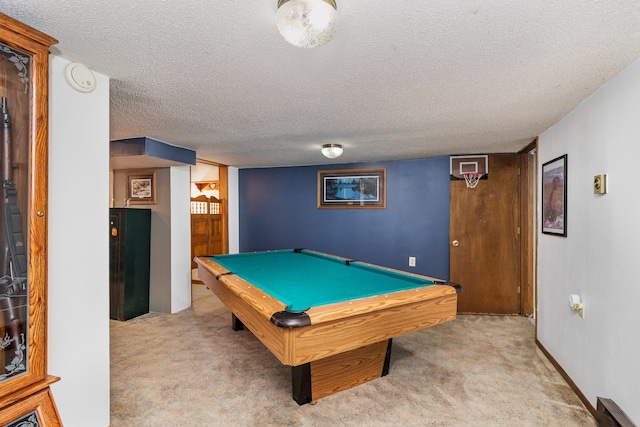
[535,339,597,419]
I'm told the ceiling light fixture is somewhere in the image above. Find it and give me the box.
[276,0,338,49]
[321,143,343,159]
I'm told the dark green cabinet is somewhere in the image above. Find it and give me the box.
[109,208,151,320]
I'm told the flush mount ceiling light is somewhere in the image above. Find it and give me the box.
[321,143,343,159]
[276,0,338,49]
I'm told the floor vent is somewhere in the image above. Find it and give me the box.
[597,397,636,427]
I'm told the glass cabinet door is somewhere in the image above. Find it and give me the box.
[0,13,57,402]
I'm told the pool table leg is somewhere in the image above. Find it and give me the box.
[382,338,393,376]
[291,363,313,405]
[290,339,394,405]
[231,313,245,331]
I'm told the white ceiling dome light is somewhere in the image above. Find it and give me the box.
[276,0,338,49]
[321,143,343,159]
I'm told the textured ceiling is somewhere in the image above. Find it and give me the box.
[1,1,640,168]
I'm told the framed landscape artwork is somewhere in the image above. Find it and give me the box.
[318,168,386,209]
[127,171,156,205]
[541,155,567,236]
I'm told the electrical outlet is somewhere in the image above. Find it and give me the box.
[409,257,416,267]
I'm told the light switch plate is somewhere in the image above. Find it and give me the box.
[594,174,607,194]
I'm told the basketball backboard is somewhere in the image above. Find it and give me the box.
[450,155,488,181]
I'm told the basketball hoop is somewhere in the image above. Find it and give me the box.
[450,156,488,188]
[463,172,484,189]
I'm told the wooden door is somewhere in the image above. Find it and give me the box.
[450,154,520,314]
[191,196,211,268]
[191,196,225,268]
[208,197,224,255]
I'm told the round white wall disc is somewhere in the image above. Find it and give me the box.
[65,62,96,93]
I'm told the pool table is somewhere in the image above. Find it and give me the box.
[195,249,461,405]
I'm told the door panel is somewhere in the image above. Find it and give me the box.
[210,213,223,255]
[450,154,520,314]
[191,197,226,268]
[191,214,211,268]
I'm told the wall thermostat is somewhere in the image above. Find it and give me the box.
[65,62,96,93]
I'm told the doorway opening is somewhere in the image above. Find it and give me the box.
[190,160,229,294]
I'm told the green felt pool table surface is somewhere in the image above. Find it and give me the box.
[209,249,439,312]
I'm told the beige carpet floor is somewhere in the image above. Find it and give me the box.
[110,285,597,426]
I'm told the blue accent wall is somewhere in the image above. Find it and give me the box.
[239,157,450,280]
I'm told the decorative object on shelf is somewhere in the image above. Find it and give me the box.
[318,168,386,209]
[194,181,219,192]
[321,143,343,159]
[276,0,338,48]
[126,171,156,205]
[541,154,567,236]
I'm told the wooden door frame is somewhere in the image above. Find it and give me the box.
[518,138,537,317]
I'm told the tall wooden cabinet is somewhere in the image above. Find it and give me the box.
[0,12,62,426]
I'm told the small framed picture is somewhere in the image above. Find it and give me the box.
[127,171,156,205]
[318,168,386,209]
[541,155,567,236]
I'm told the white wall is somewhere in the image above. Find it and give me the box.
[538,57,640,423]
[48,56,110,425]
[170,166,192,313]
[147,168,172,313]
[228,167,240,254]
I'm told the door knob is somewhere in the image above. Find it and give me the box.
[452,240,459,247]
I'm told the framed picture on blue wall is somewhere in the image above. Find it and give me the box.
[541,155,567,236]
[318,168,386,209]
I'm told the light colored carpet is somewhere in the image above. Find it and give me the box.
[110,285,596,426]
